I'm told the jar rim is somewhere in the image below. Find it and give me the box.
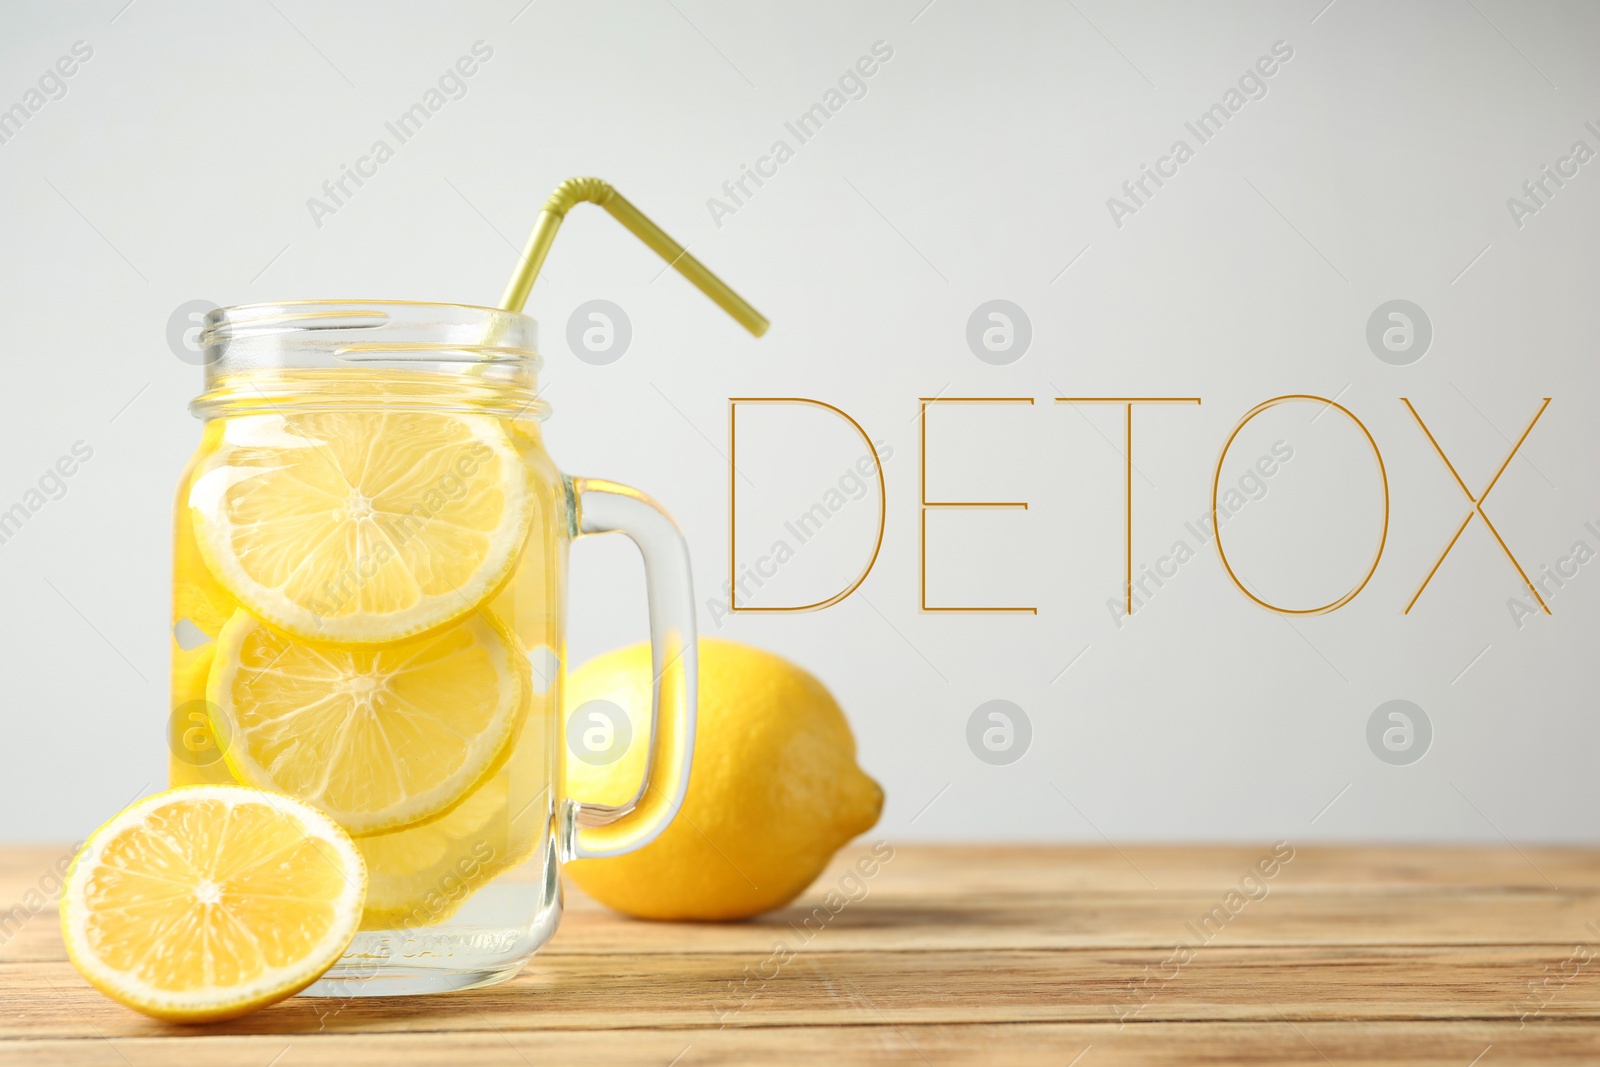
[192,299,548,422]
[208,297,531,321]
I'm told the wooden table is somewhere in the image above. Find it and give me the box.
[3,843,1598,1064]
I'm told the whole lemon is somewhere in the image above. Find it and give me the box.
[564,638,883,920]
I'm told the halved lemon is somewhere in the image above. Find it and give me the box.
[188,410,531,644]
[61,785,365,1022]
[208,609,527,835]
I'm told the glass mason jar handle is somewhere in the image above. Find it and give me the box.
[564,477,697,860]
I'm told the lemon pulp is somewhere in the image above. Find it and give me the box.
[208,609,528,836]
[189,409,531,645]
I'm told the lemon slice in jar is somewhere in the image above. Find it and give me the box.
[356,772,543,930]
[208,609,528,836]
[61,786,366,1022]
[189,409,531,644]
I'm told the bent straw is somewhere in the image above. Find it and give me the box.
[498,176,768,337]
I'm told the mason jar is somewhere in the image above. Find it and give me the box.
[169,300,695,995]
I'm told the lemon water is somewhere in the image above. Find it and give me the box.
[171,385,567,994]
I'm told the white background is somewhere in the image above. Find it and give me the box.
[1,0,1596,844]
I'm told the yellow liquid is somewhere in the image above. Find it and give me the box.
[171,399,565,933]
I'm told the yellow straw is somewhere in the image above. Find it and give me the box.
[498,176,768,337]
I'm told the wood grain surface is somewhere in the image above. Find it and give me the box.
[1,843,1597,1064]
